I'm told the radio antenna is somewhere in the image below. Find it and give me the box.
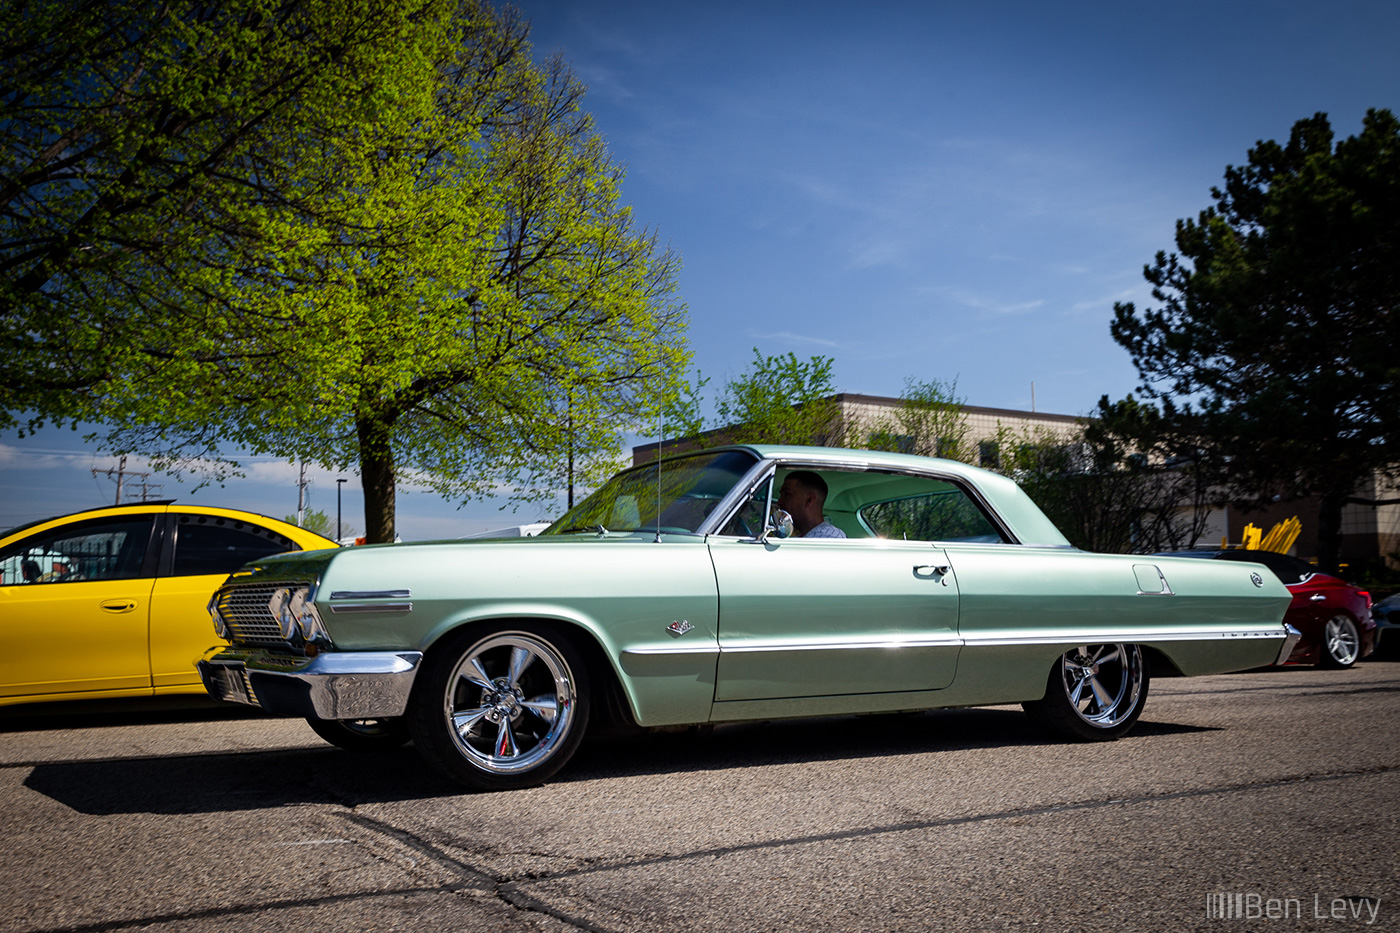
[654,393,663,543]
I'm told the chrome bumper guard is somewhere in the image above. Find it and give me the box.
[1274,624,1303,666]
[198,650,423,720]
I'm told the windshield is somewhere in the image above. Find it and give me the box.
[543,449,759,535]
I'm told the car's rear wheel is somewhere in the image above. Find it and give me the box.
[1023,643,1149,741]
[409,624,589,790]
[306,716,411,752]
[1319,614,1361,668]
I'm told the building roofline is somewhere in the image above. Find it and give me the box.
[829,393,1086,424]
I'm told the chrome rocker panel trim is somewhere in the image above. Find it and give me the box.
[198,650,423,720]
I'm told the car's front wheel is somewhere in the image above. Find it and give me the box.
[306,716,412,752]
[409,624,589,790]
[1023,643,1149,741]
[1319,614,1361,668]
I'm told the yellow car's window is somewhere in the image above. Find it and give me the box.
[0,516,154,585]
[170,514,298,576]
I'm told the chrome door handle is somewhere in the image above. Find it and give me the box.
[913,564,951,585]
[1309,593,1326,602]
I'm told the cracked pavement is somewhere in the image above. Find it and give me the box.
[2,662,1397,932]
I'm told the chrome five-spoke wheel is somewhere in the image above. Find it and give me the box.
[1023,643,1149,741]
[410,625,590,790]
[1319,615,1361,668]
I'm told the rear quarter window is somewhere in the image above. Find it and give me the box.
[171,515,298,576]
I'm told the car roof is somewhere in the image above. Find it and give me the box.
[1,502,338,550]
[650,444,1071,547]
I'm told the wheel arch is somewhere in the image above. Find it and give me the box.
[414,613,641,732]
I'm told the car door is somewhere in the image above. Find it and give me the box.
[148,511,304,690]
[708,469,963,702]
[0,514,159,700]
[708,535,960,701]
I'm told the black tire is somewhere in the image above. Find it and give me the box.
[1318,614,1361,668]
[409,623,590,791]
[306,716,412,752]
[1022,643,1149,741]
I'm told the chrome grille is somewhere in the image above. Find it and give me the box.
[216,582,302,646]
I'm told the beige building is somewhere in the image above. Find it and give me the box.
[633,393,1085,467]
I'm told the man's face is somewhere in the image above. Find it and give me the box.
[776,478,804,514]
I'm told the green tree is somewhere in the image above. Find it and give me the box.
[1,0,448,429]
[5,1,687,543]
[284,509,357,541]
[1109,109,1400,570]
[1003,408,1217,553]
[715,349,840,446]
[861,377,969,459]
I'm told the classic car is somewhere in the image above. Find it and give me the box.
[1159,549,1375,668]
[0,503,337,706]
[198,446,1299,790]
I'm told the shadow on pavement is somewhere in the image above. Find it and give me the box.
[0,696,265,732]
[22,706,1218,816]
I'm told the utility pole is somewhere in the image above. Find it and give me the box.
[336,478,347,541]
[93,455,150,505]
[296,462,308,526]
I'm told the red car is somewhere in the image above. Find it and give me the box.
[1162,550,1375,667]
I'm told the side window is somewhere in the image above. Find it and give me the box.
[718,477,773,537]
[858,488,1006,543]
[0,516,155,585]
[170,515,298,576]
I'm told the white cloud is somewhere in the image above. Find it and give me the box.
[934,289,1046,316]
[750,330,841,349]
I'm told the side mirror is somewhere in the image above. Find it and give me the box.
[762,508,794,542]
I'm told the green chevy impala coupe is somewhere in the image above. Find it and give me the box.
[198,445,1299,790]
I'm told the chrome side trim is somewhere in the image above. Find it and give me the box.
[963,626,1288,647]
[330,589,411,600]
[626,626,1291,656]
[722,635,964,652]
[623,644,722,656]
[329,602,413,614]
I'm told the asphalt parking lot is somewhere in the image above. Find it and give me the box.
[2,660,1397,933]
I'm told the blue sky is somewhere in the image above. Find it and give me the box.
[4,0,1397,538]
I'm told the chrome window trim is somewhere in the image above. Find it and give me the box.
[697,459,779,537]
[701,457,1019,545]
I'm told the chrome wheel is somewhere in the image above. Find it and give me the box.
[411,625,589,789]
[1320,615,1361,668]
[1023,643,1149,741]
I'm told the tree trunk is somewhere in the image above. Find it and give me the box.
[1315,489,1346,575]
[357,414,398,544]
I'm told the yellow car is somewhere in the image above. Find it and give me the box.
[0,502,336,707]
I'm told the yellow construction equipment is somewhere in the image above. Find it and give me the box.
[1228,516,1302,554]
[1257,516,1302,554]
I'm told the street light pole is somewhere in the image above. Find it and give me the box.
[336,478,347,542]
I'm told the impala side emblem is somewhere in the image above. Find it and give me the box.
[666,620,693,636]
[1250,572,1264,588]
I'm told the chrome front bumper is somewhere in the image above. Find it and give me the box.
[198,649,423,720]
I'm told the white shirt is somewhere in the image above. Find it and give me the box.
[803,520,846,539]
